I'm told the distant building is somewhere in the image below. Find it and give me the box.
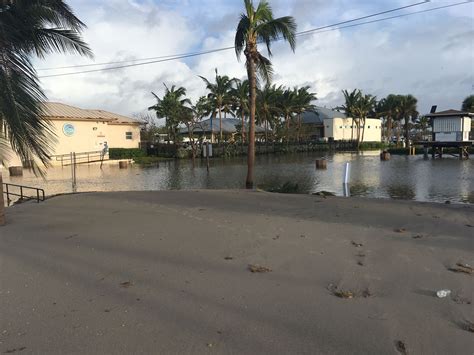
[425,109,472,142]
[3,102,142,167]
[302,107,382,142]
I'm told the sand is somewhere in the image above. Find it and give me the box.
[0,190,473,354]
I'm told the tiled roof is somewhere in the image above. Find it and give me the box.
[41,102,141,124]
[302,107,347,125]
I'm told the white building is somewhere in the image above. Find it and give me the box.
[425,109,472,142]
[324,117,382,142]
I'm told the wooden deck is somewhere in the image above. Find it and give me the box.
[414,141,472,159]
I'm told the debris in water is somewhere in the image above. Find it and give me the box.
[460,320,474,333]
[120,281,133,288]
[4,348,26,354]
[272,235,280,240]
[248,264,272,273]
[224,256,233,260]
[466,224,473,228]
[351,241,363,247]
[412,234,424,239]
[394,228,406,233]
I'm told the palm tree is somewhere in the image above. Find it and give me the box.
[377,94,400,143]
[462,95,474,112]
[199,69,235,144]
[235,0,296,188]
[0,0,91,226]
[397,95,418,148]
[279,88,297,144]
[148,84,191,146]
[0,0,92,170]
[341,89,362,142]
[257,84,282,145]
[184,96,208,162]
[293,86,317,142]
[231,79,250,144]
[355,94,377,147]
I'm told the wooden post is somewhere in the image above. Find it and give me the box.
[315,159,327,169]
[380,151,391,161]
[119,161,128,169]
[0,172,5,226]
[432,147,436,159]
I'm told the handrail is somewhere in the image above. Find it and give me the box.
[52,150,106,166]
[2,183,45,205]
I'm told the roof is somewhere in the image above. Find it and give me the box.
[179,117,266,134]
[302,106,347,125]
[425,109,474,118]
[41,102,141,125]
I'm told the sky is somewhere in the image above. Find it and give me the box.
[35,0,474,120]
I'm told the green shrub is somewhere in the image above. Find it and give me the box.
[109,148,146,159]
[359,142,388,150]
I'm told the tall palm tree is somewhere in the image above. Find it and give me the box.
[231,79,250,144]
[256,83,282,145]
[0,0,92,170]
[279,88,297,144]
[148,84,191,146]
[293,86,317,142]
[461,95,474,113]
[235,0,296,188]
[199,69,235,144]
[397,94,418,148]
[377,94,400,143]
[354,93,377,147]
[0,0,91,226]
[341,89,362,142]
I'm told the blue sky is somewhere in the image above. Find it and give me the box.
[36,0,474,117]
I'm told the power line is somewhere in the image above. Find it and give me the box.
[38,1,472,79]
[37,0,429,72]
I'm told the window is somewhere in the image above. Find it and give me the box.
[368,126,371,129]
[93,127,97,131]
[339,126,343,129]
[125,132,133,140]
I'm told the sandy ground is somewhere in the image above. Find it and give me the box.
[0,190,473,354]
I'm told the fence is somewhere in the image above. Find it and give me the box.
[52,150,104,166]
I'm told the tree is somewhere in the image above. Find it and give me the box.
[235,0,296,188]
[341,89,361,142]
[256,84,282,145]
[293,86,317,142]
[0,0,91,225]
[199,69,235,144]
[341,89,376,149]
[231,79,250,144]
[377,94,400,142]
[397,94,418,148]
[279,88,297,143]
[183,96,209,162]
[148,84,191,146]
[462,95,474,112]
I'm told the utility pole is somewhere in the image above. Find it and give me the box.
[0,172,5,226]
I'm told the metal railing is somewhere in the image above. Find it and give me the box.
[2,183,45,206]
[53,150,105,166]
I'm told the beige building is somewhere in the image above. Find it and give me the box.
[324,117,382,142]
[3,102,141,167]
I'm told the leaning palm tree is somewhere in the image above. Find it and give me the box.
[199,69,235,145]
[235,0,296,188]
[293,86,317,142]
[0,0,92,225]
[279,88,297,144]
[341,89,362,142]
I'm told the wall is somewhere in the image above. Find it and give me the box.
[324,118,382,142]
[107,124,141,149]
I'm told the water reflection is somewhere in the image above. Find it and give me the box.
[2,152,473,204]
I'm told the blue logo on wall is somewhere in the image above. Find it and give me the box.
[63,123,75,137]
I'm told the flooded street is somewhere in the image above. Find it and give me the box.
[3,151,474,204]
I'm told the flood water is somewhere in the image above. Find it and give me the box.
[3,151,474,204]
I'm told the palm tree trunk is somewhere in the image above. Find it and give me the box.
[246,54,257,189]
[405,117,410,149]
[0,172,5,226]
[218,107,223,145]
[361,118,366,147]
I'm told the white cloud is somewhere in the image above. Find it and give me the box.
[35,0,474,118]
